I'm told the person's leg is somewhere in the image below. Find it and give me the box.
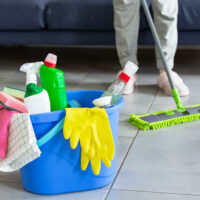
[113,0,140,68]
[151,0,178,72]
[113,0,140,94]
[152,0,189,96]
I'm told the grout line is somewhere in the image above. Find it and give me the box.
[145,87,159,113]
[71,72,89,89]
[111,188,200,197]
[118,135,133,139]
[105,88,159,199]
[0,181,21,184]
[104,129,140,199]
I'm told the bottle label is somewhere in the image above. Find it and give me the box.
[42,80,65,89]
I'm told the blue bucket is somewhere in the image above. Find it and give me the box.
[20,90,124,195]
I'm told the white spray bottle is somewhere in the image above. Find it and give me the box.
[20,62,51,114]
[93,61,138,107]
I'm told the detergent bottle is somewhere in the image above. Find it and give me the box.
[20,62,51,114]
[93,61,138,107]
[40,53,68,111]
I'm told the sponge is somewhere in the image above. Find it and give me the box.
[0,92,28,113]
[3,86,25,101]
[92,96,112,108]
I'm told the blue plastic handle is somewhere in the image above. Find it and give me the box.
[37,117,65,147]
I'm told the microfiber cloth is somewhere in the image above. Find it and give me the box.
[0,108,18,159]
[0,113,41,172]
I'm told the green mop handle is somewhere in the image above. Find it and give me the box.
[141,0,185,112]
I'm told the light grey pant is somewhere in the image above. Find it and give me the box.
[113,0,178,69]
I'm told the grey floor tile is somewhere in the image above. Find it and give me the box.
[120,85,158,120]
[31,189,108,200]
[0,181,108,200]
[118,119,139,138]
[153,89,177,105]
[149,93,200,115]
[113,122,200,195]
[107,189,200,200]
[182,74,200,83]
[180,95,200,106]
[0,182,38,200]
[184,81,200,96]
[118,84,157,137]
[0,72,16,83]
[0,83,4,91]
[73,72,115,91]
[150,98,200,114]
[148,101,178,113]
[116,137,132,171]
[154,90,200,106]
[136,73,158,85]
[0,171,21,183]
[64,71,88,90]
[0,70,26,91]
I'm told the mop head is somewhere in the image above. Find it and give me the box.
[128,104,200,130]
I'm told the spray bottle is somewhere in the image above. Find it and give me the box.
[40,53,68,111]
[93,61,138,107]
[20,62,51,114]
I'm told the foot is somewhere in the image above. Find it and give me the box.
[123,74,137,95]
[157,71,189,96]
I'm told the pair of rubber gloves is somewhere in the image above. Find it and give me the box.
[63,107,115,175]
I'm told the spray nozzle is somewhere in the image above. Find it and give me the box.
[20,62,43,85]
[44,53,57,68]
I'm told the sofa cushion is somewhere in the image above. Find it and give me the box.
[47,0,200,31]
[178,0,200,31]
[46,0,114,30]
[0,0,49,30]
[46,0,150,31]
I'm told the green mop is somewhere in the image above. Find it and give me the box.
[128,0,200,130]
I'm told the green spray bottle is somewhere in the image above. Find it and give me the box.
[40,53,68,111]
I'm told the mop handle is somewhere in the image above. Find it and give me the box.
[141,0,185,112]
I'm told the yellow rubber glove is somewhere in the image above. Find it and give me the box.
[63,108,99,153]
[63,107,115,175]
[81,146,101,175]
[94,108,115,164]
[80,108,115,175]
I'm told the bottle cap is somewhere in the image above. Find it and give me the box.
[118,61,138,83]
[118,72,130,83]
[44,53,57,68]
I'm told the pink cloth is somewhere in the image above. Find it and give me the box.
[0,108,17,159]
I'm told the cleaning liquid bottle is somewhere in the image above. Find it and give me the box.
[93,61,138,107]
[20,62,51,114]
[40,53,68,111]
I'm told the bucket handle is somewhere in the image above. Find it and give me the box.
[36,117,65,147]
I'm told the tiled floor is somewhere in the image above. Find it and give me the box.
[0,46,200,199]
